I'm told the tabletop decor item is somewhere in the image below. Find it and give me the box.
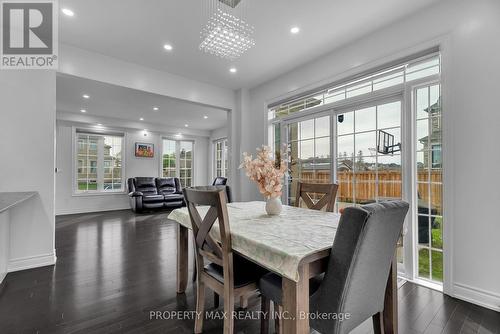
[240,145,287,215]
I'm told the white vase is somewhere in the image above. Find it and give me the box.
[265,197,282,216]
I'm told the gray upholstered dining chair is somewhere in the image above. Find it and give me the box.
[259,200,409,334]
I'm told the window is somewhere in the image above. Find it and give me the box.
[161,139,194,188]
[336,101,402,210]
[75,132,124,193]
[268,52,444,287]
[162,139,177,177]
[268,54,440,121]
[214,138,228,178]
[415,83,443,283]
[179,141,193,187]
[286,116,331,206]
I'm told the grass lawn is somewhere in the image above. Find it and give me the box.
[78,183,97,190]
[418,217,443,282]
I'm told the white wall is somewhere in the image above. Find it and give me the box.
[238,0,500,311]
[210,126,228,141]
[0,71,57,271]
[56,121,210,215]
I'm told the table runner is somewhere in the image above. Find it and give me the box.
[168,201,340,281]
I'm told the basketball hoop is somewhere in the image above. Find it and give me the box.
[376,130,401,155]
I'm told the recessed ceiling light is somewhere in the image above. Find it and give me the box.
[184,124,189,127]
[229,67,237,73]
[290,26,300,34]
[204,115,208,119]
[140,117,144,121]
[153,107,159,111]
[164,44,173,51]
[97,123,102,126]
[82,94,90,99]
[62,8,74,17]
[175,133,182,138]
[80,109,86,113]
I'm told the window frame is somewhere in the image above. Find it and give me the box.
[213,137,228,179]
[72,127,127,196]
[159,137,196,188]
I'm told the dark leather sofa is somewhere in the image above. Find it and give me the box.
[128,177,185,213]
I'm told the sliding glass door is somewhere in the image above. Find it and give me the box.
[336,99,404,267]
[276,54,444,287]
[336,100,402,208]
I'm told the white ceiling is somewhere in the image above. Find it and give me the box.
[59,0,441,89]
[56,74,228,131]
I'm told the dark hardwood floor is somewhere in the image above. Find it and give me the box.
[0,209,498,334]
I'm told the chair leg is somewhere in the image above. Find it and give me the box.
[372,312,384,334]
[223,288,235,334]
[240,295,248,309]
[274,304,283,334]
[260,295,270,334]
[194,280,206,334]
[192,259,197,282]
[214,292,220,308]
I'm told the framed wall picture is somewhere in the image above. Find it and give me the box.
[135,142,154,158]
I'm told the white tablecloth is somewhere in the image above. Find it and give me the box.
[168,201,340,281]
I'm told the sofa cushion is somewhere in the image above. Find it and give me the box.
[134,177,158,194]
[156,177,177,195]
[142,194,165,203]
[164,193,184,201]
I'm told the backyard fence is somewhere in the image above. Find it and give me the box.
[295,170,442,213]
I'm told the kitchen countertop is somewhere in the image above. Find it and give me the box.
[0,192,37,214]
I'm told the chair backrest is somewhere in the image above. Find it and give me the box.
[310,200,409,334]
[295,182,338,212]
[129,177,157,195]
[212,177,228,186]
[156,177,180,195]
[183,186,233,273]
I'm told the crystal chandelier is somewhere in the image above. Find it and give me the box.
[200,0,255,61]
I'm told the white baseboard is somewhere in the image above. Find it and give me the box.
[453,282,500,312]
[56,206,130,216]
[7,251,57,273]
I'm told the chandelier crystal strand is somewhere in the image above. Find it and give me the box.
[200,0,255,60]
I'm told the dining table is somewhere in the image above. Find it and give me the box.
[168,201,398,334]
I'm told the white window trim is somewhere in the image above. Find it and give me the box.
[71,126,127,197]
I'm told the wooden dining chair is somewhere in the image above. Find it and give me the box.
[259,200,409,334]
[183,186,267,334]
[192,185,233,284]
[295,182,339,212]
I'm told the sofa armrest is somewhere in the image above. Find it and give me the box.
[127,178,136,193]
[174,178,182,192]
[128,191,143,197]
